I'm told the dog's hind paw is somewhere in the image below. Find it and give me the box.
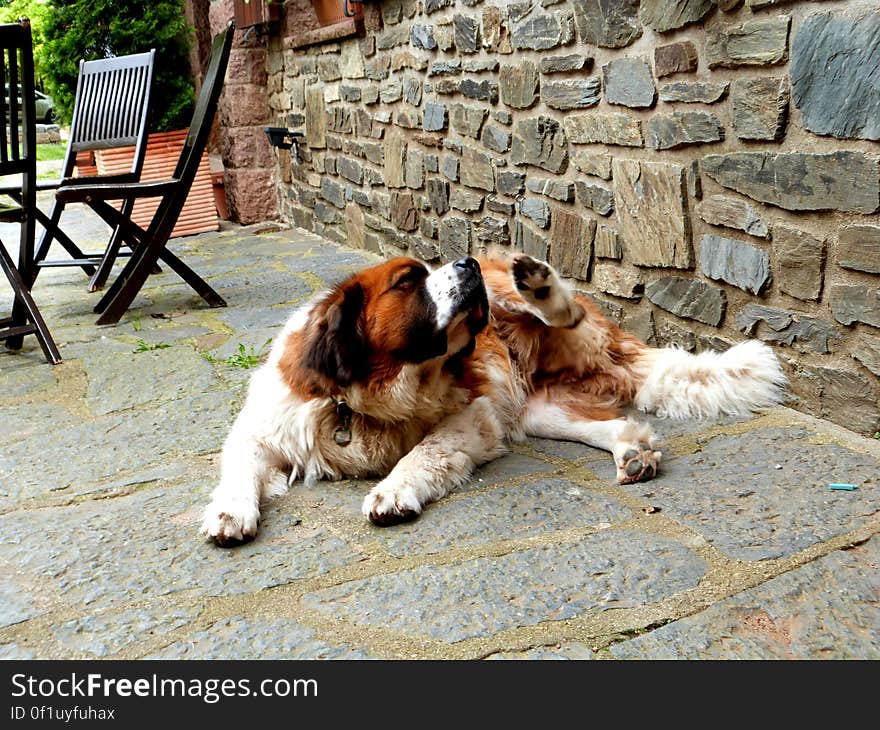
[511,254,583,329]
[200,498,260,547]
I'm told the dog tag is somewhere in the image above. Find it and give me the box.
[334,427,352,446]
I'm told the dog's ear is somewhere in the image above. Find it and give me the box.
[302,281,368,385]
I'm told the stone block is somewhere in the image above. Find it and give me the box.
[830,285,880,329]
[646,277,726,326]
[383,132,407,188]
[542,78,601,110]
[305,86,326,149]
[511,116,569,173]
[654,41,699,77]
[853,334,880,378]
[603,57,656,108]
[838,225,880,274]
[460,78,499,103]
[539,54,592,73]
[575,181,614,216]
[706,16,791,69]
[613,159,693,268]
[736,304,839,353]
[700,234,771,295]
[592,262,643,299]
[427,178,449,214]
[511,9,575,51]
[497,171,526,196]
[450,188,484,213]
[773,225,825,301]
[527,178,574,202]
[702,151,879,214]
[571,152,612,180]
[640,0,715,33]
[454,14,480,52]
[594,224,622,259]
[564,112,643,147]
[499,61,539,109]
[647,111,724,150]
[423,102,447,132]
[520,197,551,228]
[481,124,511,154]
[696,195,770,239]
[439,217,471,261]
[659,81,729,104]
[450,104,488,139]
[516,220,549,259]
[548,209,595,281]
[572,0,641,48]
[460,145,496,192]
[790,6,880,141]
[732,76,789,140]
[474,216,511,248]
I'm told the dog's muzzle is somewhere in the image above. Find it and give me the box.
[426,257,489,333]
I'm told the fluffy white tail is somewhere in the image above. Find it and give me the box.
[634,340,787,420]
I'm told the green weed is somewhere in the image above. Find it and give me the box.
[133,339,171,353]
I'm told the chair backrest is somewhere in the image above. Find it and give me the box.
[149,20,233,241]
[65,49,155,178]
[0,20,36,181]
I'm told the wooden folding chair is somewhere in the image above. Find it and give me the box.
[0,49,155,292]
[55,21,234,326]
[0,20,61,363]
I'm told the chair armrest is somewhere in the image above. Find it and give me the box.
[56,178,180,204]
[58,172,139,187]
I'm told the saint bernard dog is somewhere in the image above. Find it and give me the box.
[201,250,786,546]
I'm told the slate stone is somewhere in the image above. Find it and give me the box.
[592,262,643,299]
[497,171,526,196]
[423,102,447,132]
[773,225,825,301]
[799,365,880,435]
[429,60,462,76]
[449,103,488,139]
[603,57,656,108]
[411,24,437,50]
[336,157,363,185]
[149,617,372,660]
[571,151,612,180]
[303,531,706,642]
[612,537,880,658]
[516,220,549,259]
[340,84,361,102]
[0,486,361,609]
[304,86,326,149]
[460,145,495,192]
[700,234,771,295]
[701,152,880,214]
[539,54,591,73]
[511,10,574,51]
[425,0,453,11]
[654,41,699,77]
[487,195,516,216]
[520,198,551,229]
[439,217,471,262]
[659,81,729,104]
[640,0,715,33]
[527,178,574,202]
[647,111,724,150]
[427,178,449,214]
[572,0,641,48]
[735,304,839,353]
[646,277,726,326]
[474,216,511,248]
[492,110,513,125]
[376,25,411,50]
[450,188,484,213]
[511,116,569,173]
[575,181,613,216]
[413,235,440,261]
[706,16,792,69]
[853,334,880,378]
[403,76,423,106]
[732,76,789,140]
[431,78,460,95]
[542,77,601,110]
[564,112,643,147]
[392,192,419,231]
[594,224,622,259]
[654,318,697,351]
[696,195,770,239]
[548,210,594,282]
[440,155,459,182]
[830,285,880,329]
[838,225,880,275]
[377,479,630,558]
[499,61,539,109]
[613,159,693,268]
[481,6,512,53]
[790,7,880,141]
[481,124,511,153]
[460,78,499,103]
[453,14,480,52]
[383,131,407,188]
[419,217,439,240]
[462,58,499,73]
[380,78,403,104]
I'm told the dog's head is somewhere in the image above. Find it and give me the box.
[300,256,488,386]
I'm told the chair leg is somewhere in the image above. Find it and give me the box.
[29,197,98,282]
[0,243,61,364]
[87,213,127,292]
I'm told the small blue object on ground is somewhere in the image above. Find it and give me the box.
[829,483,858,491]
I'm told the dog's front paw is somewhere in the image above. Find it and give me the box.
[614,443,663,485]
[511,255,583,328]
[362,482,422,527]
[200,498,260,547]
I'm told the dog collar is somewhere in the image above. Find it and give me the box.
[333,400,353,446]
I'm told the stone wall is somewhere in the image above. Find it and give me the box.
[261,0,880,435]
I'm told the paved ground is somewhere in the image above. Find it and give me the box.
[1,193,878,660]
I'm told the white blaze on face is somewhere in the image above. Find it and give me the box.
[425,261,466,330]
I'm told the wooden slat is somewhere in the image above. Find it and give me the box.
[94,129,218,239]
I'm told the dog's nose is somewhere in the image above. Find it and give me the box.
[454,257,480,274]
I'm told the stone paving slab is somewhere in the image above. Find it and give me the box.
[1,222,879,660]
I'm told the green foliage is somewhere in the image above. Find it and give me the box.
[0,1,50,86]
[133,339,171,353]
[204,340,273,369]
[37,0,194,131]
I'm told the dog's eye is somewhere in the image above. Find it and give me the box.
[391,267,424,291]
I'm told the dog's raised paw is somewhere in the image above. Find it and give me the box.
[200,500,260,547]
[512,255,552,299]
[616,443,662,485]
